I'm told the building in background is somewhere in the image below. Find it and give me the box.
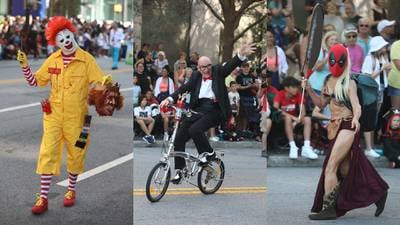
[3,0,46,19]
[1,0,132,23]
[79,0,132,22]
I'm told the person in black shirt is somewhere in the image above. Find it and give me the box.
[236,62,258,131]
[134,59,153,95]
[136,43,149,60]
[143,51,157,85]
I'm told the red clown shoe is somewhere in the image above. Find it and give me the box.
[31,197,48,215]
[63,190,76,207]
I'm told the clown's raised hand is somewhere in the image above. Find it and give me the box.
[17,50,28,67]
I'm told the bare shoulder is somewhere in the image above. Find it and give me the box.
[349,79,357,89]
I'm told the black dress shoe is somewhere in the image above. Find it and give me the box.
[111,67,118,70]
[171,170,182,184]
[198,151,216,166]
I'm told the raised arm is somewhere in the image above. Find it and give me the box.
[17,50,37,86]
[221,43,257,77]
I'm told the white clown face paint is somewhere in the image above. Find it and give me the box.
[56,29,78,55]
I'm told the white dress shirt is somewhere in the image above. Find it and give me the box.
[199,79,215,99]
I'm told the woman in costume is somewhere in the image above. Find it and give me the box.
[16,16,123,215]
[303,44,389,220]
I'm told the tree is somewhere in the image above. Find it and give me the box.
[198,0,267,61]
[142,0,191,62]
[48,0,81,17]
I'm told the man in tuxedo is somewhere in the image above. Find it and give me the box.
[160,43,256,183]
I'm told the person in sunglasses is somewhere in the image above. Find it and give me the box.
[160,43,256,183]
[343,25,364,73]
[356,17,372,57]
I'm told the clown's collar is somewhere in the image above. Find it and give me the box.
[53,47,86,62]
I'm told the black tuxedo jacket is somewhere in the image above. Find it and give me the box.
[170,55,244,121]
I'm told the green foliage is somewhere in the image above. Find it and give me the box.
[142,0,191,62]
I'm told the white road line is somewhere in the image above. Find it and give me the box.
[0,102,41,113]
[57,152,133,187]
[0,87,133,114]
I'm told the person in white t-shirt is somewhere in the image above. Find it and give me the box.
[361,36,391,158]
[228,81,240,119]
[134,97,155,144]
[109,22,124,70]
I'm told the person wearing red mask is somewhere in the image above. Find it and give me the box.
[303,44,389,220]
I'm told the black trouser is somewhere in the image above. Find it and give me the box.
[174,99,222,169]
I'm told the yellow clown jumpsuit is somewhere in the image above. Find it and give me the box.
[34,48,106,176]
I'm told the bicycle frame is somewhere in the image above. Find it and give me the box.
[158,97,224,184]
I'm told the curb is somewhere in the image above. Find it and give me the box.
[133,140,260,149]
[266,155,389,168]
[133,141,389,168]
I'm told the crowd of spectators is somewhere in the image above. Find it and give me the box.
[0,15,133,61]
[133,0,400,167]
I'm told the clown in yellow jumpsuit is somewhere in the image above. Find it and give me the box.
[34,47,106,175]
[17,16,117,215]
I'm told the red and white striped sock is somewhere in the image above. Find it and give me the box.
[68,173,78,191]
[22,66,37,86]
[62,52,75,68]
[40,174,52,199]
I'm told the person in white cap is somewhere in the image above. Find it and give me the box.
[361,36,391,158]
[377,19,396,45]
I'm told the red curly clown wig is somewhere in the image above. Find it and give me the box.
[45,16,77,46]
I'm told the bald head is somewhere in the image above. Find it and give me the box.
[198,56,212,76]
[198,56,212,66]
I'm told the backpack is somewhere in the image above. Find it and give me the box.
[351,73,379,106]
[339,73,379,111]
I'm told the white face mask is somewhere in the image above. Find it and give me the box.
[56,29,78,55]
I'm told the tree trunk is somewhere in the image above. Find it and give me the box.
[221,8,239,62]
[222,23,235,62]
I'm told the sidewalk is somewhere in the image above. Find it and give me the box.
[133,140,390,168]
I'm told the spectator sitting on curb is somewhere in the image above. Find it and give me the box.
[134,97,155,144]
[273,76,318,160]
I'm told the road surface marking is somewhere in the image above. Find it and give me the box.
[133,186,267,196]
[0,102,41,113]
[0,87,133,114]
[57,152,133,187]
[0,68,133,85]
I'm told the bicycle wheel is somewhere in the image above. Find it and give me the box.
[146,162,171,202]
[197,159,225,195]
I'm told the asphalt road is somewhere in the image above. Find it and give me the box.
[0,57,133,225]
[266,167,400,225]
[133,146,267,225]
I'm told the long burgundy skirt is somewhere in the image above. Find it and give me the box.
[311,120,389,217]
